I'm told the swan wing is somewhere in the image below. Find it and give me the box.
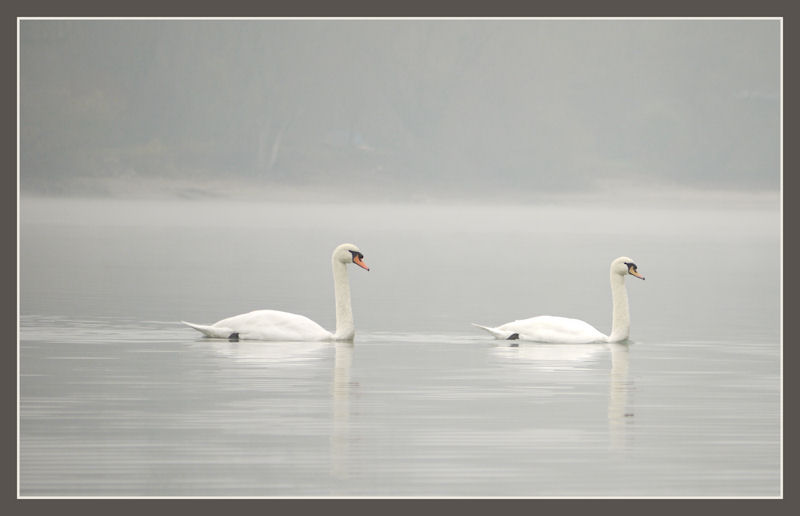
[181,320,236,339]
[472,323,517,340]
[185,310,333,341]
[497,316,607,344]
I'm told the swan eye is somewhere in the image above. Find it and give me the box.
[624,261,637,271]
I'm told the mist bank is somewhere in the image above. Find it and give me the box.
[18,172,780,210]
[21,192,780,243]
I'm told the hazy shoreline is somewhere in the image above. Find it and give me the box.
[20,191,780,244]
[19,175,780,211]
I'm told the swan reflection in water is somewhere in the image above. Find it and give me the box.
[202,339,329,365]
[196,338,356,479]
[492,341,634,450]
[607,342,634,450]
[331,342,354,480]
[492,342,607,371]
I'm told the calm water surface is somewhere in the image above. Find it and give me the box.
[19,198,781,497]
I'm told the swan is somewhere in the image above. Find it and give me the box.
[182,243,369,341]
[473,256,644,343]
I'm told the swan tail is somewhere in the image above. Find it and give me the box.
[471,323,513,340]
[181,321,236,339]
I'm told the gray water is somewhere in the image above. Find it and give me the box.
[19,197,781,497]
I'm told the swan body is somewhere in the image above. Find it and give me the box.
[474,256,644,344]
[473,316,607,344]
[182,310,333,341]
[182,243,369,342]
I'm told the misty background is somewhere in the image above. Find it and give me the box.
[19,19,780,202]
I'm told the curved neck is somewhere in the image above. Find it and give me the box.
[331,260,354,341]
[608,273,630,342]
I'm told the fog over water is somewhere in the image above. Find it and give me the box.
[18,18,781,497]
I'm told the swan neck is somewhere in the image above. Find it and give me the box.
[608,273,630,342]
[332,260,354,341]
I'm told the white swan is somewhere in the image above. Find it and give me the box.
[182,243,369,341]
[473,256,644,343]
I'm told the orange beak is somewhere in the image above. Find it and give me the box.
[354,256,370,271]
[629,268,645,280]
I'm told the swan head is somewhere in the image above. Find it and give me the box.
[333,243,369,271]
[612,256,645,280]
